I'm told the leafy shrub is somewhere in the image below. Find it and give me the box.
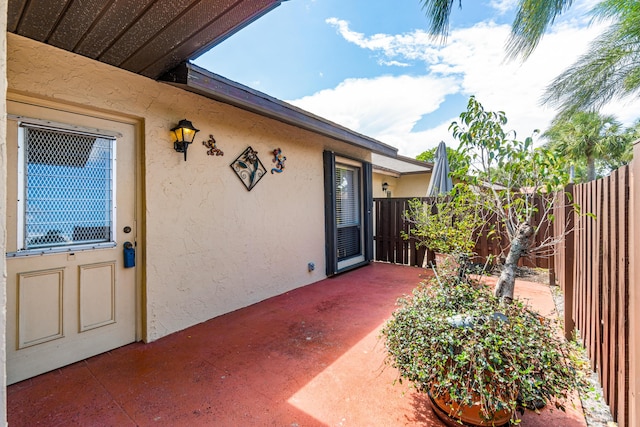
[402,184,487,257]
[381,274,590,423]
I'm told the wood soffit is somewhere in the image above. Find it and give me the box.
[8,0,399,157]
[7,0,285,79]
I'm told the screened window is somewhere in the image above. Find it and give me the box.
[19,125,115,251]
[335,164,361,260]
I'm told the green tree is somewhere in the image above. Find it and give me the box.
[543,111,629,182]
[450,96,569,302]
[617,119,640,165]
[418,0,574,59]
[415,143,469,174]
[543,0,640,114]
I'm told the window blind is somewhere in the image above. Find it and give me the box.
[335,165,361,260]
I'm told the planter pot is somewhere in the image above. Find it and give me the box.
[428,390,512,427]
[434,252,459,270]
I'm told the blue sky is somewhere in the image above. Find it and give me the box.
[195,0,639,158]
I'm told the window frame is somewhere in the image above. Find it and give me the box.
[335,162,364,267]
[323,151,373,275]
[9,121,118,257]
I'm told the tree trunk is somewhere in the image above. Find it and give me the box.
[587,156,595,181]
[494,223,534,303]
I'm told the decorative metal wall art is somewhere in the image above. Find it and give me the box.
[230,146,267,191]
[203,134,224,156]
[271,148,286,174]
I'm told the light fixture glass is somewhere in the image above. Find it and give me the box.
[171,119,200,161]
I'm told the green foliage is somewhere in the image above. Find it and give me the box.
[402,184,486,256]
[419,0,640,117]
[415,143,470,175]
[381,274,591,424]
[543,0,640,115]
[450,96,567,235]
[543,111,631,182]
[447,96,571,301]
[418,0,573,60]
[506,0,575,60]
[418,0,461,41]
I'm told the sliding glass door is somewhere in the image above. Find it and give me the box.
[336,164,363,266]
[324,151,373,275]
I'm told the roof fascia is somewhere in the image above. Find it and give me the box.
[396,154,434,169]
[160,62,398,157]
[372,167,401,178]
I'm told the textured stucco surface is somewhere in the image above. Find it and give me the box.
[372,172,432,198]
[6,33,370,343]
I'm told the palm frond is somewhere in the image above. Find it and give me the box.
[542,27,640,114]
[506,0,575,60]
[418,0,460,41]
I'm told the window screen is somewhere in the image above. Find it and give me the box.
[336,165,361,260]
[21,125,114,250]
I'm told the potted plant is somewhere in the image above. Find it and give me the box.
[381,274,589,426]
[403,184,486,269]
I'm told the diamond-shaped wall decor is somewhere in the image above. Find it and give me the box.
[230,146,267,191]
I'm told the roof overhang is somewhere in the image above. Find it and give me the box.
[7,0,287,79]
[8,0,399,157]
[160,62,398,157]
[371,153,432,176]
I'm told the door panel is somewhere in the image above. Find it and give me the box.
[18,268,64,348]
[79,262,116,331]
[6,101,138,384]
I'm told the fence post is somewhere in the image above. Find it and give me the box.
[629,141,640,427]
[563,184,576,341]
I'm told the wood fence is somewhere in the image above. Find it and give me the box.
[374,164,633,425]
[553,166,631,425]
[373,197,430,267]
[373,197,551,269]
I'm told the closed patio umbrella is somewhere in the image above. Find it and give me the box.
[426,141,453,196]
[424,141,454,269]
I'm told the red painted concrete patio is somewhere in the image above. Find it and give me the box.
[8,263,586,426]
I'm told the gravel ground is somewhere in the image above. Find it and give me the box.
[549,283,616,427]
[499,266,616,427]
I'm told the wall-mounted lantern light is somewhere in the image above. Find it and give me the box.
[171,119,200,161]
[382,182,389,193]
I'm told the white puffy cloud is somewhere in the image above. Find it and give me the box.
[432,22,603,136]
[293,12,639,158]
[326,18,439,63]
[289,78,459,156]
[291,73,458,134]
[488,0,517,15]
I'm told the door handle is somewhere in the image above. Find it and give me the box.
[123,241,135,268]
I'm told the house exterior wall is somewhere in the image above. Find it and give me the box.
[6,33,370,342]
[372,173,396,198]
[372,172,431,198]
[393,173,431,198]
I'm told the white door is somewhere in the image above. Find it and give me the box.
[5,101,138,385]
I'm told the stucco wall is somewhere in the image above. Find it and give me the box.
[372,172,431,198]
[394,173,431,198]
[6,34,369,342]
